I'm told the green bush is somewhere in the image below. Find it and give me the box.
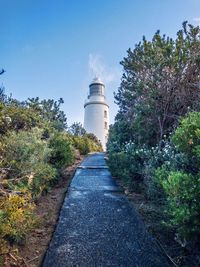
[107,151,130,181]
[84,136,102,152]
[49,132,75,169]
[108,144,146,191]
[0,95,85,258]
[1,128,56,196]
[72,135,102,155]
[152,164,177,201]
[29,162,57,197]
[74,136,90,155]
[2,128,52,175]
[172,112,200,174]
[160,171,200,241]
[172,112,200,156]
[0,194,36,247]
[144,141,188,199]
[154,112,200,242]
[0,103,41,135]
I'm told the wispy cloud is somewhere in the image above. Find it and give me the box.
[193,17,200,26]
[88,53,121,84]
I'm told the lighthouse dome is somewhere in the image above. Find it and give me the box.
[89,77,105,87]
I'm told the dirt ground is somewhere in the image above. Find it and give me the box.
[3,157,83,267]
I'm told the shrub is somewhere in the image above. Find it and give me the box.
[0,104,41,135]
[154,112,200,243]
[49,132,75,169]
[107,151,130,182]
[159,171,200,242]
[141,140,188,199]
[0,95,79,260]
[1,128,52,178]
[74,136,90,155]
[28,162,57,197]
[1,128,57,197]
[108,143,148,191]
[172,112,200,174]
[72,135,102,155]
[0,194,35,248]
[172,112,200,156]
[84,135,102,152]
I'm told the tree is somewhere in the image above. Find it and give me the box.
[0,69,7,103]
[26,97,67,131]
[84,133,102,147]
[69,122,86,136]
[0,69,5,75]
[114,22,200,146]
[0,103,42,135]
[0,87,7,104]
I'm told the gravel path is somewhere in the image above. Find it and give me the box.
[43,153,171,267]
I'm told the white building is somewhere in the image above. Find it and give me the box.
[84,78,109,151]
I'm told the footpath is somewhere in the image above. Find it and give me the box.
[43,153,171,267]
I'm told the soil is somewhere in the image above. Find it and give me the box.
[3,156,83,267]
[115,178,200,267]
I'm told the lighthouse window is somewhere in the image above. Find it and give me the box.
[90,85,103,95]
[104,122,108,129]
[104,110,107,118]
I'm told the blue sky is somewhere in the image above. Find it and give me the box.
[1,0,200,125]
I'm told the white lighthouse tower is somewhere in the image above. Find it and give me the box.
[84,77,109,151]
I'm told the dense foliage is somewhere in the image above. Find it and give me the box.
[107,22,200,246]
[69,122,86,136]
[0,87,102,258]
[161,113,200,242]
[113,22,200,146]
[72,134,102,155]
[68,123,102,154]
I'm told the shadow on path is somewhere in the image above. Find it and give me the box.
[43,153,171,267]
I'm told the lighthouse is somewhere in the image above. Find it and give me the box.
[84,78,109,151]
